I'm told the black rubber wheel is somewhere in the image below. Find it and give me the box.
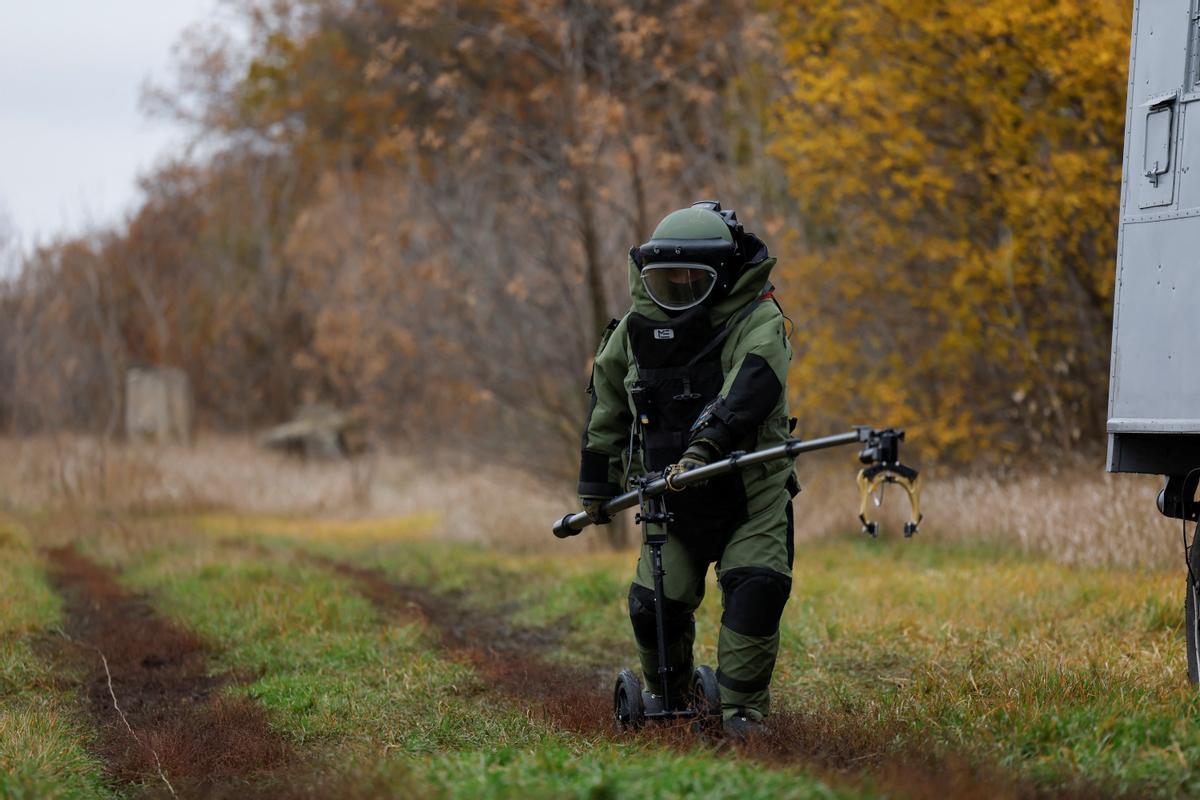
[1186,536,1200,685]
[1188,579,1198,684]
[613,669,645,729]
[692,665,722,732]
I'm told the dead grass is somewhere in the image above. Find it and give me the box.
[0,435,380,515]
[0,434,1182,567]
[794,453,1177,568]
[0,434,580,552]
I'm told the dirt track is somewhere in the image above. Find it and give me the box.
[313,555,615,737]
[43,546,290,798]
[36,539,1122,799]
[316,553,1119,800]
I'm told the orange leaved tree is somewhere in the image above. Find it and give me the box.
[770,0,1130,463]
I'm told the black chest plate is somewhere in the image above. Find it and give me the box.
[626,306,719,369]
[627,307,748,545]
[627,308,725,470]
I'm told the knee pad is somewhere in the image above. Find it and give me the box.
[719,567,792,637]
[628,583,694,649]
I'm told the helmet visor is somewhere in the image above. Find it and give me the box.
[641,263,718,311]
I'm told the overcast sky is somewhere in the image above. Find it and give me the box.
[0,0,222,248]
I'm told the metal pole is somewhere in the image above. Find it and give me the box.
[554,428,870,538]
[650,540,671,709]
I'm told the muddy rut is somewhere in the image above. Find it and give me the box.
[315,553,1120,800]
[44,545,290,797]
[312,555,614,737]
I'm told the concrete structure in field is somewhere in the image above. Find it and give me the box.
[259,403,367,459]
[125,367,193,444]
[1109,0,1200,683]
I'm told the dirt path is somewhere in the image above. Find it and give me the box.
[311,555,614,736]
[313,552,1119,800]
[43,545,290,798]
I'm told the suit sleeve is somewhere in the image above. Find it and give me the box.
[689,302,790,455]
[578,318,632,499]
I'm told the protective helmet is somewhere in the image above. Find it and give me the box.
[637,201,745,312]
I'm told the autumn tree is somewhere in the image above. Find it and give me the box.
[5,0,1137,482]
[151,0,777,458]
[770,0,1130,463]
[4,236,129,434]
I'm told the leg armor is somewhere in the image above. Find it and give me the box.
[716,566,792,717]
[628,582,699,698]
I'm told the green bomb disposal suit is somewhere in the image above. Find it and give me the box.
[577,204,796,720]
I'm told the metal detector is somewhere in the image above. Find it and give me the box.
[552,426,923,730]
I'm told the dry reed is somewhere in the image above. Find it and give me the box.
[0,435,1184,567]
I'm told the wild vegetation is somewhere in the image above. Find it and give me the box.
[2,495,1197,799]
[4,1,1188,797]
[774,0,1130,461]
[0,0,1133,474]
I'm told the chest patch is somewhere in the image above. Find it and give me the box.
[627,307,718,369]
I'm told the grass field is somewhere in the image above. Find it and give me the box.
[2,499,1199,799]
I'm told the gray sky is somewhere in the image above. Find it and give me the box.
[0,0,220,247]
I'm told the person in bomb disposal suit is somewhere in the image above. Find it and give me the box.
[577,201,798,738]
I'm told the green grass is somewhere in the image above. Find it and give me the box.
[0,516,117,800]
[221,520,1199,796]
[9,508,1200,797]
[420,743,853,799]
[770,539,1198,796]
[111,531,850,798]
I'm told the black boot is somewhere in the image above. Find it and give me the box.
[722,709,768,741]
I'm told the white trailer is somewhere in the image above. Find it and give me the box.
[1109,0,1200,681]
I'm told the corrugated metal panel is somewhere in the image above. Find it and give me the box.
[1108,0,1200,473]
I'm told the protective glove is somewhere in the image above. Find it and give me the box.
[665,439,722,491]
[580,496,612,525]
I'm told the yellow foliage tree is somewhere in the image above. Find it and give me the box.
[770,0,1130,463]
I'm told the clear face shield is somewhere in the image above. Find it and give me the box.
[640,263,719,312]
